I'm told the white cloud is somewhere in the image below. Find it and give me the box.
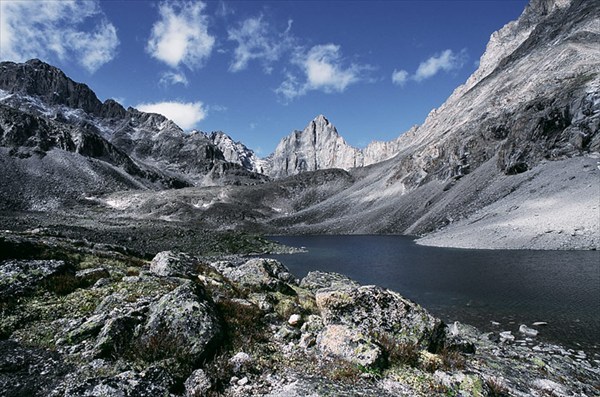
[146,0,215,69]
[136,101,207,130]
[391,69,409,86]
[276,44,370,101]
[159,71,189,86]
[228,16,293,73]
[414,49,466,81]
[0,0,118,73]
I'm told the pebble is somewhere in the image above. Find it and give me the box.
[500,331,515,342]
[532,322,548,326]
[237,377,249,386]
[288,314,302,326]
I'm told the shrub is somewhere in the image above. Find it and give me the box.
[486,377,510,396]
[43,272,80,295]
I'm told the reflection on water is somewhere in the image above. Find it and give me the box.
[267,235,600,355]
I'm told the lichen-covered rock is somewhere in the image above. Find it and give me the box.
[139,281,220,365]
[94,314,145,358]
[0,259,70,298]
[229,352,253,374]
[53,366,173,397]
[315,285,445,350]
[317,324,383,367]
[184,369,211,397]
[75,268,110,287]
[0,340,71,397]
[300,271,359,292]
[149,250,198,278]
[216,258,296,293]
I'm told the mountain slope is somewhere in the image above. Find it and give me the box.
[0,59,267,187]
[0,59,271,210]
[269,0,600,249]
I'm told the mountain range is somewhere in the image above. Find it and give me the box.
[0,0,598,250]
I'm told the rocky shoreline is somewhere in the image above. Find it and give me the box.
[1,231,598,396]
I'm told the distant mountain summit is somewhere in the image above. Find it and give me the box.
[207,131,268,174]
[266,114,405,178]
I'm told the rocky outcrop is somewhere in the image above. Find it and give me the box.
[0,232,597,396]
[266,115,404,178]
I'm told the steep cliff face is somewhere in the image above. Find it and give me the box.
[266,115,405,178]
[208,131,267,174]
[270,0,600,248]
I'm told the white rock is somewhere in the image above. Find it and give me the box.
[499,331,515,342]
[449,321,460,336]
[288,314,302,326]
[519,324,538,337]
[229,352,253,374]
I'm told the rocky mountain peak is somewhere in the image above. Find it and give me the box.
[0,59,104,116]
[207,131,267,174]
[266,115,404,178]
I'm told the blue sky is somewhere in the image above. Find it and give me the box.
[0,0,528,155]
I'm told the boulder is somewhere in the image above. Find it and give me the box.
[217,258,296,293]
[75,268,110,287]
[0,259,70,299]
[317,324,382,367]
[315,285,444,350]
[139,282,220,365]
[300,271,359,292]
[149,251,198,278]
[519,324,539,337]
[229,352,253,374]
[288,314,302,327]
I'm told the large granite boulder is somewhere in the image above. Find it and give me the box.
[315,284,446,352]
[139,281,220,365]
[212,258,296,293]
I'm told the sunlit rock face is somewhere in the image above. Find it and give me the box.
[266,115,404,178]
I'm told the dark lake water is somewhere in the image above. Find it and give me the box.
[267,235,600,356]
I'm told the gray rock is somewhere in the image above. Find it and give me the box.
[315,285,444,350]
[299,271,359,292]
[288,314,302,326]
[519,324,539,337]
[532,378,570,397]
[499,331,515,342]
[54,366,173,397]
[317,324,383,367]
[94,314,144,358]
[0,259,70,298]
[218,258,296,293]
[184,369,211,397]
[149,250,197,277]
[75,267,110,287]
[140,282,220,364]
[229,352,253,374]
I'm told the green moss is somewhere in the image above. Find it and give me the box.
[531,356,545,367]
[459,375,484,397]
